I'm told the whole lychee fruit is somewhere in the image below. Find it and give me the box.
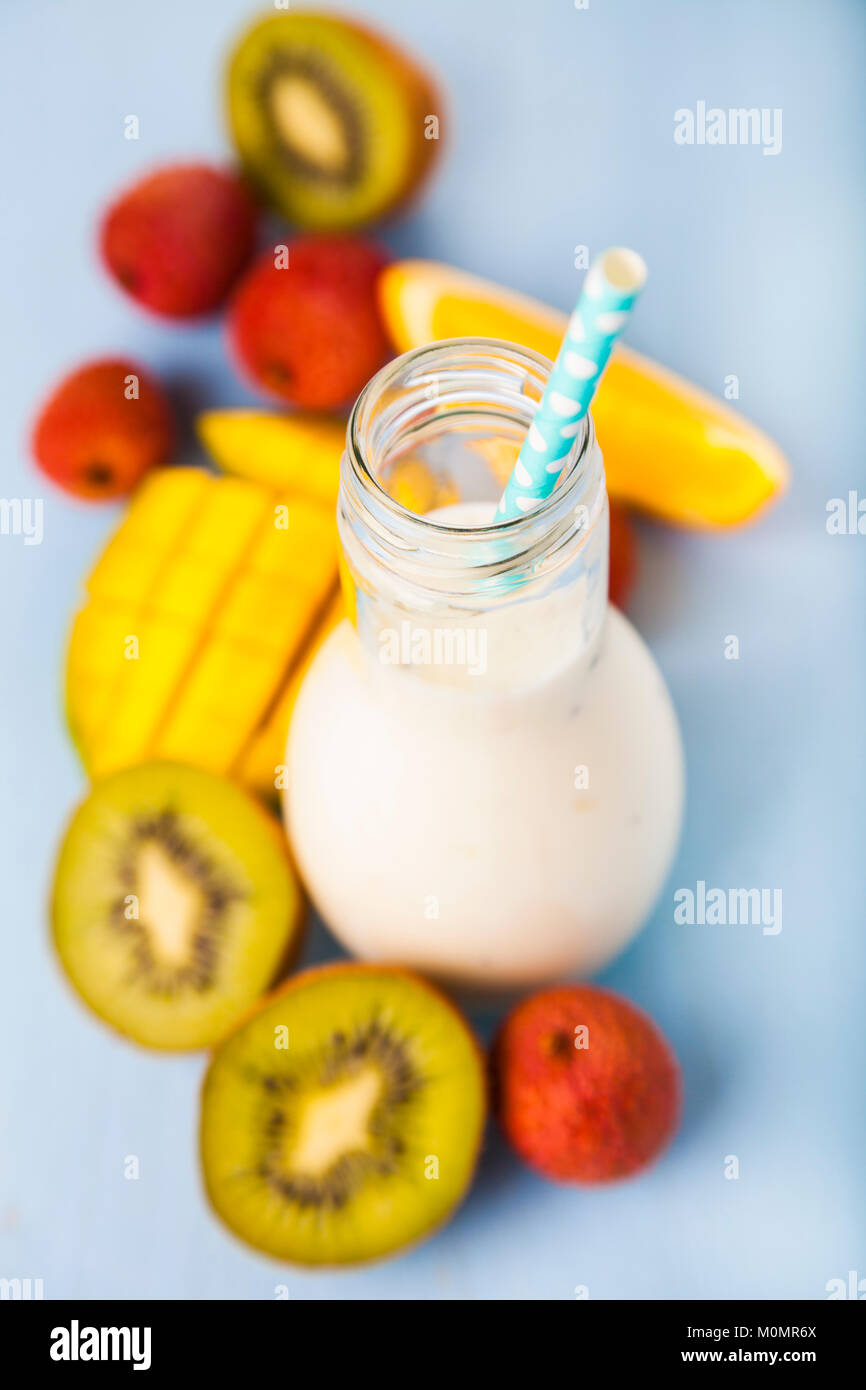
[32,359,174,501]
[609,500,637,608]
[101,164,258,317]
[493,985,681,1183]
[228,236,391,410]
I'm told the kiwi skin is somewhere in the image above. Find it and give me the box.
[50,763,307,1052]
[199,961,487,1268]
[337,21,444,226]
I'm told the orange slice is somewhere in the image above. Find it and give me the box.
[378,260,789,527]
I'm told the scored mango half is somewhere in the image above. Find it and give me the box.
[66,465,342,803]
[378,260,789,527]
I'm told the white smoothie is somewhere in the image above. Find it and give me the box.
[286,500,684,990]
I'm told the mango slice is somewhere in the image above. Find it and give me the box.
[377,260,789,527]
[66,465,340,800]
[197,410,345,502]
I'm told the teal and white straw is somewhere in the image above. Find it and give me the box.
[498,247,647,519]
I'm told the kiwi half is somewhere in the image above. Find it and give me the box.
[226,13,441,230]
[200,964,486,1265]
[52,762,303,1050]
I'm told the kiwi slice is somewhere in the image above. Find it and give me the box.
[226,13,441,230]
[200,964,486,1265]
[52,762,303,1050]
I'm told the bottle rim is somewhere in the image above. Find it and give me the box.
[342,337,605,594]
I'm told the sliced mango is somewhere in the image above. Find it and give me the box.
[378,260,789,527]
[153,638,287,774]
[66,457,342,795]
[87,617,199,779]
[84,477,273,780]
[237,589,344,800]
[197,410,345,503]
[118,466,212,542]
[250,497,337,589]
[215,574,313,652]
[87,468,209,605]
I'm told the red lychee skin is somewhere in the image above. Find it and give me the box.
[228,236,392,410]
[101,164,258,318]
[492,985,681,1183]
[32,359,174,501]
[608,500,638,608]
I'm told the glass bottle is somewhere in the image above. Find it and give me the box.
[286,340,684,989]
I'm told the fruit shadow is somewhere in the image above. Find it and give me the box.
[159,365,261,463]
[296,908,352,971]
[626,517,696,639]
[154,371,213,468]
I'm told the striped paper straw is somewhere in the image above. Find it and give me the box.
[497,248,647,519]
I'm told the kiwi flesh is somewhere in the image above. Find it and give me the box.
[200,964,486,1265]
[52,762,303,1050]
[227,13,441,230]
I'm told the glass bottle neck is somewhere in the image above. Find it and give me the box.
[338,339,609,692]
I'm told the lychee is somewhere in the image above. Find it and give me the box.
[32,359,174,501]
[228,236,391,410]
[101,164,258,318]
[492,985,681,1183]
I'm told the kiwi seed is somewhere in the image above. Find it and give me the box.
[258,53,363,187]
[251,1018,419,1210]
[110,808,244,995]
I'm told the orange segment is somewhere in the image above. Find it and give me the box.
[378,260,789,527]
[594,349,789,526]
[378,260,565,360]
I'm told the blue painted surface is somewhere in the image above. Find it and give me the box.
[0,0,863,1300]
